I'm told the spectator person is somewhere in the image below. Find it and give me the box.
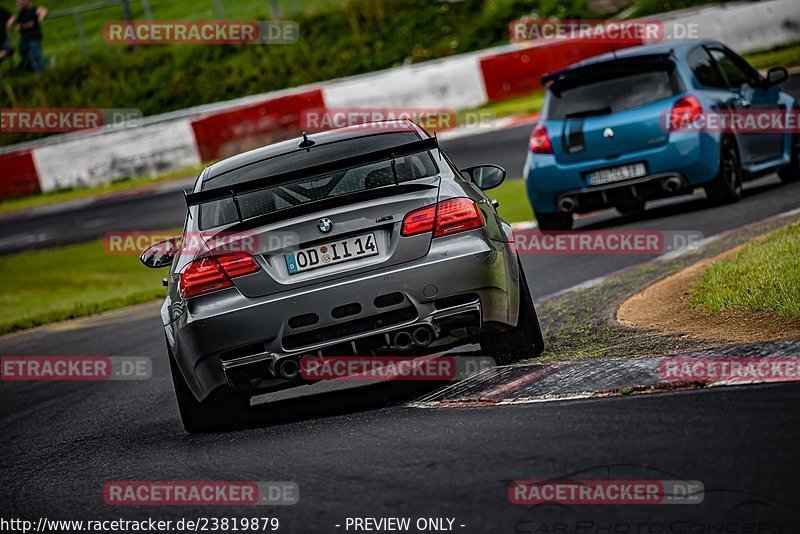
[8,0,47,72]
[0,4,13,68]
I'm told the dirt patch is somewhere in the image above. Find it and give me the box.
[617,239,800,343]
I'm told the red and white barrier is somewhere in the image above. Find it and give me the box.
[190,89,324,162]
[0,38,619,200]
[0,0,795,201]
[32,119,201,193]
[0,150,40,199]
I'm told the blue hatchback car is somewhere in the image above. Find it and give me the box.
[524,39,799,230]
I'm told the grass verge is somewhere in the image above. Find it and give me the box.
[492,178,534,224]
[0,165,204,215]
[0,178,533,336]
[0,239,167,335]
[528,212,800,363]
[456,90,545,125]
[744,41,800,71]
[3,38,794,216]
[692,222,800,319]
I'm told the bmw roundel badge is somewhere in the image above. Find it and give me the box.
[317,218,333,234]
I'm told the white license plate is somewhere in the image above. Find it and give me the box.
[589,163,647,185]
[285,233,378,275]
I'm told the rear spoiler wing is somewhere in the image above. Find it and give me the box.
[184,136,439,211]
[541,52,675,94]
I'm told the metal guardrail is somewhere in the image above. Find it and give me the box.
[47,0,159,55]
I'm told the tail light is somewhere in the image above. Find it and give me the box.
[669,95,702,131]
[529,123,553,154]
[180,252,260,298]
[401,198,485,238]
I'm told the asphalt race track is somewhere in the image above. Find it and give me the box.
[2,77,800,531]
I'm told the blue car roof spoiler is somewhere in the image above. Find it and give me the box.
[541,52,675,94]
[184,136,439,211]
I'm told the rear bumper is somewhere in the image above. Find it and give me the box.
[167,232,520,401]
[554,173,689,215]
[524,131,720,214]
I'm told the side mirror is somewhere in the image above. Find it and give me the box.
[461,164,506,191]
[140,238,179,268]
[765,66,788,87]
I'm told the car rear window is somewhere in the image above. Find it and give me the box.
[199,150,438,229]
[545,63,683,120]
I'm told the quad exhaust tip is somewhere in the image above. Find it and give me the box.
[412,326,433,347]
[278,358,300,380]
[393,331,414,351]
[392,326,436,350]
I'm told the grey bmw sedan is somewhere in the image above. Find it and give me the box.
[141,119,544,432]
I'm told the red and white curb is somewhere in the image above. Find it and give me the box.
[408,340,800,408]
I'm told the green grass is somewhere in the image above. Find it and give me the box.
[456,90,545,125]
[1,0,564,146]
[0,165,204,215]
[744,41,800,70]
[0,238,168,334]
[40,0,341,61]
[492,178,534,224]
[0,178,533,335]
[692,222,800,319]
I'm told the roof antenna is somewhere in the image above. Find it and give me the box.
[298,132,315,151]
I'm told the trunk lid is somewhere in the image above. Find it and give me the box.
[548,99,674,164]
[544,55,683,164]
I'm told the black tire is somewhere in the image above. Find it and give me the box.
[480,262,546,365]
[168,346,250,434]
[704,137,743,204]
[536,212,573,230]
[778,132,800,184]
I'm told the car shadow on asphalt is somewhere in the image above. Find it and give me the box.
[236,379,447,429]
[576,177,787,231]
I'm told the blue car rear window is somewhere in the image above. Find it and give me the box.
[545,64,683,120]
